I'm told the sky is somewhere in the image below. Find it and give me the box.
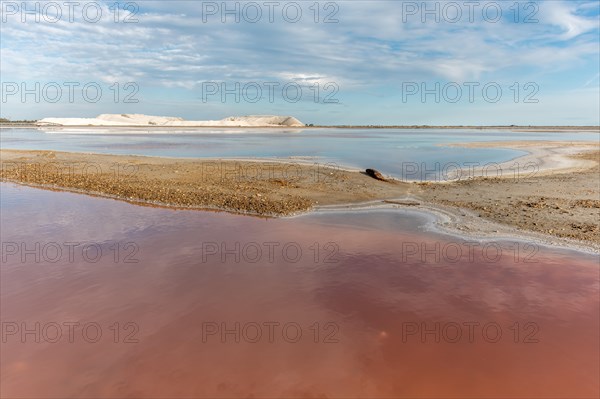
[0,0,599,125]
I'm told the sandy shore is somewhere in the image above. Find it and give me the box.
[414,142,599,250]
[445,141,598,177]
[0,150,414,216]
[1,141,598,250]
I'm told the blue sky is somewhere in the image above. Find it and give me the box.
[1,0,599,124]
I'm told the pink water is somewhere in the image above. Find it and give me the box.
[1,183,598,398]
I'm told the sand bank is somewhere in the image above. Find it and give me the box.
[1,141,598,250]
[0,150,413,216]
[446,141,599,177]
[416,143,599,250]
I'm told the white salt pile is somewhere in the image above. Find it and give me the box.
[36,114,305,127]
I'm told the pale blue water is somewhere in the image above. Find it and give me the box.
[2,127,598,179]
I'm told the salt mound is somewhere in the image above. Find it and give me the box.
[96,114,184,125]
[221,115,304,127]
[36,114,305,127]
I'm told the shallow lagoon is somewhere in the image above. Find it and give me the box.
[1,183,598,397]
[3,127,598,179]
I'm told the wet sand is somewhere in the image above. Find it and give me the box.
[415,143,600,249]
[444,140,599,176]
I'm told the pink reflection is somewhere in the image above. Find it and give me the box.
[1,184,598,398]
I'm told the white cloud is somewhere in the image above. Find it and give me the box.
[1,0,598,123]
[539,0,599,40]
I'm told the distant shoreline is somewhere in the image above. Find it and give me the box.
[1,123,599,132]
